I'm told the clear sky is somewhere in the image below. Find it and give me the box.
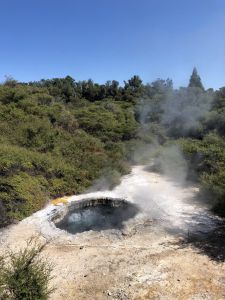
[0,0,225,89]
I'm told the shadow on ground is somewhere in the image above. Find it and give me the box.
[178,220,225,262]
[139,165,225,262]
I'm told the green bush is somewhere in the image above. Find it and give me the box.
[74,101,138,142]
[179,134,225,216]
[0,242,53,300]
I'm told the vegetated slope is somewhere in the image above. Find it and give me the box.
[0,77,140,226]
[0,70,225,226]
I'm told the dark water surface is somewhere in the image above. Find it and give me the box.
[55,201,139,234]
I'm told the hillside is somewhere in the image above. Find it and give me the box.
[1,72,225,227]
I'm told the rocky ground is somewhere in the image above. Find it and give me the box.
[1,166,225,300]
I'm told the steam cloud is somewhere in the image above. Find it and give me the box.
[85,86,215,233]
[161,88,213,134]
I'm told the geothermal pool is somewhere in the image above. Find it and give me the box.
[34,164,221,239]
[54,198,139,234]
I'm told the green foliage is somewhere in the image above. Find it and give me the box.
[179,133,225,216]
[0,137,108,226]
[74,101,139,142]
[0,242,53,300]
[188,67,204,90]
[0,173,47,225]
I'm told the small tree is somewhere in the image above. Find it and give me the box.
[188,67,204,90]
[0,240,54,300]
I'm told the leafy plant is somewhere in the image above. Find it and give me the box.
[0,240,54,300]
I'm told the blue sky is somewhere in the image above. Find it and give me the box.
[0,0,225,89]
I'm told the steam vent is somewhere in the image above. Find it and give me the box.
[52,197,140,235]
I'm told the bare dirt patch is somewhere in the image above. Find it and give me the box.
[1,166,225,299]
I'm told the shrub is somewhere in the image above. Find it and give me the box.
[179,134,225,216]
[0,241,53,300]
